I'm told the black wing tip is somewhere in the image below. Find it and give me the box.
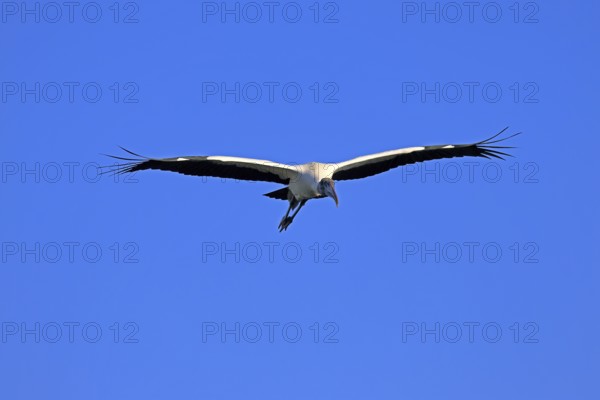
[481,148,512,160]
[478,127,523,145]
[476,127,522,159]
[118,146,149,159]
[97,161,140,176]
[99,147,149,176]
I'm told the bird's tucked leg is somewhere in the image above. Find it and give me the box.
[278,199,295,231]
[280,203,293,223]
[278,199,307,232]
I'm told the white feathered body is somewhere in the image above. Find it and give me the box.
[289,162,335,200]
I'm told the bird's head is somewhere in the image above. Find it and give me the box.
[318,178,338,207]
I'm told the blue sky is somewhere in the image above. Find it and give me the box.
[1,1,599,399]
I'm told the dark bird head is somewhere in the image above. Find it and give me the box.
[318,178,338,207]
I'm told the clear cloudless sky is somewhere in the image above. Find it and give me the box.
[1,1,599,399]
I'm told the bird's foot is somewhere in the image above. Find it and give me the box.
[278,217,294,232]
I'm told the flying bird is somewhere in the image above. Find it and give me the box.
[103,128,519,231]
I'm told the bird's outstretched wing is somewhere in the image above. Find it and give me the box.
[101,149,299,184]
[331,127,520,181]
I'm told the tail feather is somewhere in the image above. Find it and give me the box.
[264,187,289,200]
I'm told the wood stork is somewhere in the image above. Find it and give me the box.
[103,128,519,231]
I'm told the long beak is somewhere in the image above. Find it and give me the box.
[328,186,339,207]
